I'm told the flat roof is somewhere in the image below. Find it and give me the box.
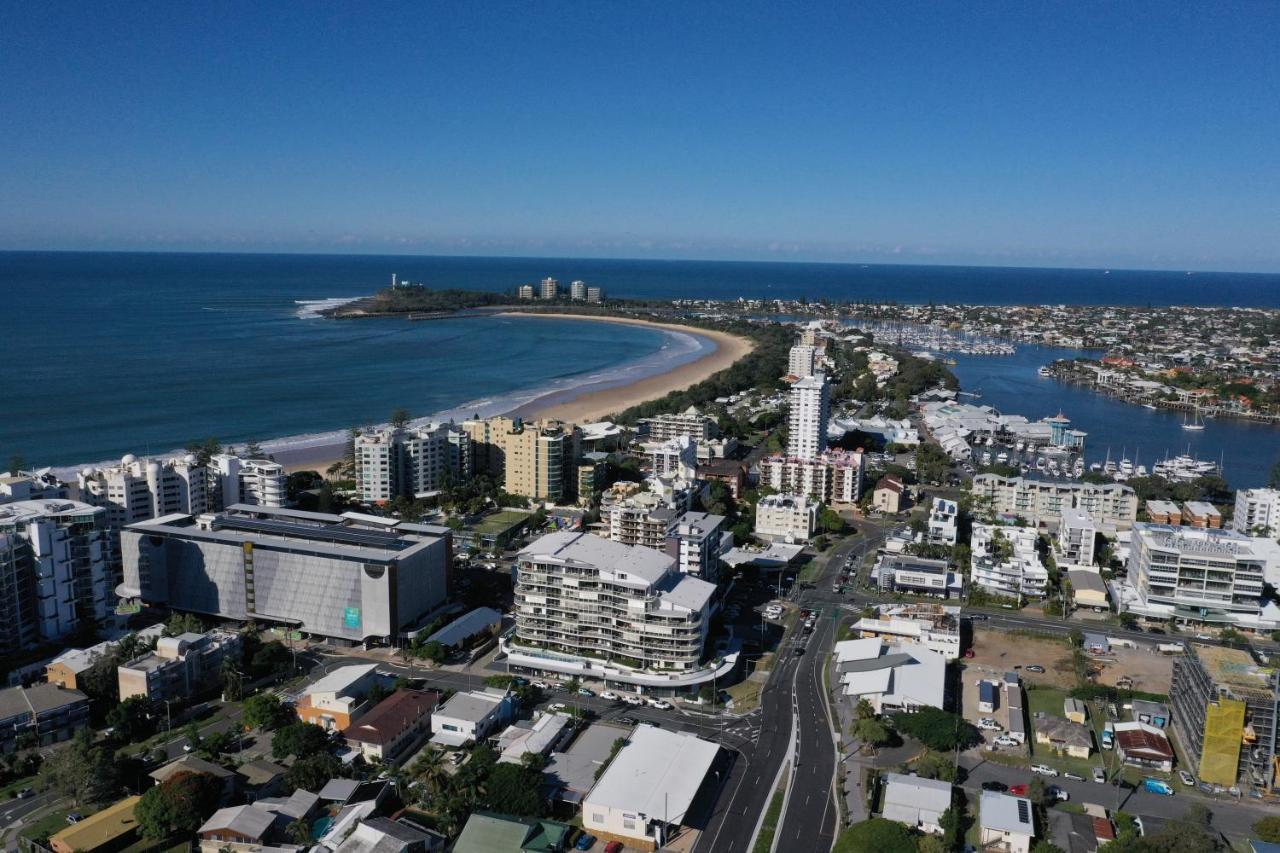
[305,664,378,698]
[425,607,502,647]
[584,724,719,824]
[981,791,1034,835]
[49,796,141,851]
[433,689,505,723]
[520,531,674,584]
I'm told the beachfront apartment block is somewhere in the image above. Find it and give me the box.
[539,277,559,299]
[787,372,830,459]
[1120,523,1280,631]
[1058,508,1098,566]
[355,423,471,503]
[506,532,724,691]
[586,286,603,303]
[971,523,1049,599]
[757,450,865,505]
[517,284,535,300]
[0,470,69,504]
[118,629,241,702]
[637,406,719,443]
[120,505,451,644]
[0,499,116,654]
[970,473,1138,528]
[788,344,817,378]
[208,455,287,509]
[462,417,580,502]
[570,280,587,300]
[1233,489,1280,537]
[606,491,679,550]
[668,511,729,581]
[78,453,210,526]
[754,493,819,543]
[647,434,698,481]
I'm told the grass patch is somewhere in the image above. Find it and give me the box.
[752,765,790,853]
[20,807,75,843]
[726,679,764,714]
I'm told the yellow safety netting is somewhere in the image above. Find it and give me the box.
[1199,698,1245,787]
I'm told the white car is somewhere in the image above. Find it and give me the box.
[531,680,549,689]
[1179,770,1196,786]
[977,718,1002,731]
[621,694,644,706]
[1031,764,1059,777]
[647,698,674,710]
[600,691,619,701]
[548,702,569,712]
[993,735,1019,747]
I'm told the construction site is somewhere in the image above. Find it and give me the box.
[1170,643,1279,792]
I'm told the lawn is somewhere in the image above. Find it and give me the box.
[20,807,75,843]
[726,678,764,714]
[752,766,790,853]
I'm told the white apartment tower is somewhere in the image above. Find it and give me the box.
[586,286,603,303]
[356,424,472,503]
[1233,489,1280,537]
[209,455,287,509]
[648,434,698,482]
[787,372,830,459]
[77,454,210,527]
[788,344,817,378]
[570,280,587,300]
[539,277,559,300]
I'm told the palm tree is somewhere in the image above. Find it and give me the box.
[287,817,311,845]
[410,748,449,800]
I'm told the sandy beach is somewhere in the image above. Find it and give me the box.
[270,314,753,475]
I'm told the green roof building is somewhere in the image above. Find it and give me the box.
[452,811,571,853]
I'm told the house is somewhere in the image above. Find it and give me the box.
[150,754,238,802]
[1033,714,1093,759]
[430,688,514,747]
[1069,569,1109,611]
[331,817,446,853]
[880,773,952,835]
[980,791,1035,853]
[452,812,572,853]
[235,759,288,800]
[1064,698,1088,725]
[1003,674,1027,744]
[494,711,574,765]
[197,805,281,853]
[0,683,90,753]
[1113,721,1175,771]
[297,664,381,731]
[49,796,142,853]
[872,476,906,514]
[835,638,946,713]
[344,688,441,764]
[582,724,720,848]
[1130,699,1170,729]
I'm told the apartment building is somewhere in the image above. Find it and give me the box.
[757,450,865,505]
[1233,489,1280,536]
[118,630,241,702]
[788,344,817,378]
[208,455,287,509]
[507,532,718,689]
[586,286,603,303]
[647,434,698,482]
[1058,508,1098,565]
[78,454,210,527]
[787,373,830,459]
[637,406,719,443]
[1146,499,1182,525]
[1122,523,1280,630]
[517,284,535,300]
[46,623,166,690]
[539,277,559,299]
[0,683,90,752]
[877,555,958,599]
[430,688,515,747]
[462,417,580,502]
[297,664,381,731]
[355,424,471,503]
[667,512,728,581]
[0,471,68,504]
[343,688,441,764]
[121,505,451,644]
[927,498,959,545]
[0,499,116,654]
[754,493,818,543]
[970,474,1138,528]
[606,492,678,550]
[1182,501,1223,529]
[569,280,587,300]
[971,523,1048,599]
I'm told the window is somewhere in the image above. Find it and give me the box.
[592,813,605,823]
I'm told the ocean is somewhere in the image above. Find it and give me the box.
[2,251,1278,475]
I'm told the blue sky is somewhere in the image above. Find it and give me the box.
[2,2,1278,271]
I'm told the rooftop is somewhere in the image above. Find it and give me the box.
[584,724,719,824]
[980,791,1034,835]
[49,796,141,851]
[305,663,378,698]
[344,689,439,746]
[0,683,87,719]
[434,689,506,724]
[881,773,953,828]
[520,531,674,585]
[424,607,503,647]
[150,753,236,783]
[199,804,276,840]
[452,811,571,853]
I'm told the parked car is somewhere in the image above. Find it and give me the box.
[647,698,673,710]
[964,649,976,659]
[1026,665,1046,673]
[1009,784,1029,796]
[577,688,595,697]
[1179,770,1196,786]
[600,691,619,701]
[66,814,83,824]
[575,832,597,850]
[604,842,624,853]
[16,788,34,799]
[621,694,644,706]
[531,680,549,689]
[549,702,569,712]
[1031,764,1059,777]
[1063,773,1084,782]
[981,781,1008,792]
[993,736,1019,747]
[977,718,1001,731]
[1142,778,1174,796]
[793,646,805,656]
[1047,786,1069,801]
[1093,768,1107,784]
[449,751,465,765]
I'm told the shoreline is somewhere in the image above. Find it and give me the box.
[54,313,754,478]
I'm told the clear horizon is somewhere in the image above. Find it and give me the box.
[4,3,1279,272]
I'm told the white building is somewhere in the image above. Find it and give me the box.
[606,492,679,551]
[539,277,559,299]
[297,664,380,731]
[788,344,817,378]
[77,454,210,527]
[494,710,574,765]
[971,523,1048,599]
[881,773,952,835]
[754,493,819,543]
[1121,523,1280,630]
[848,604,962,660]
[970,474,1138,529]
[979,792,1035,853]
[0,499,116,654]
[355,424,470,503]
[1058,508,1098,566]
[506,532,726,691]
[668,511,729,580]
[569,280,587,300]
[430,687,514,747]
[927,498,958,545]
[582,724,719,848]
[757,449,865,505]
[0,470,68,504]
[637,407,718,443]
[787,372,830,460]
[117,629,241,702]
[1234,488,1280,537]
[876,554,960,600]
[209,455,287,509]
[647,434,698,482]
[586,286,603,303]
[834,637,946,713]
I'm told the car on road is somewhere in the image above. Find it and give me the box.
[1031,764,1059,777]
[1026,665,1046,673]
[66,814,83,824]
[1142,778,1174,796]
[575,833,597,850]
[968,614,988,621]
[16,787,34,798]
[549,702,569,712]
[1194,634,1212,641]
[647,698,673,710]
[793,646,805,656]
[1008,784,1028,796]
[1093,768,1107,783]
[1178,770,1195,786]
[531,680,550,689]
[617,716,638,726]
[981,781,1008,792]
[993,735,1019,747]
[577,688,595,697]
[600,691,619,701]
[621,694,644,706]
[1047,786,1069,801]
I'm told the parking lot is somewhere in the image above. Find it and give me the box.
[965,628,1076,689]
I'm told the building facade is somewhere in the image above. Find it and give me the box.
[0,683,90,753]
[666,511,727,581]
[754,493,818,543]
[77,454,210,527]
[971,523,1048,599]
[788,344,817,378]
[355,424,471,504]
[1233,489,1280,537]
[462,417,579,502]
[637,407,718,443]
[120,506,451,644]
[787,373,830,459]
[117,630,241,702]
[208,456,288,509]
[970,474,1138,528]
[757,450,864,505]
[1058,508,1098,565]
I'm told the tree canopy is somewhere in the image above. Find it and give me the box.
[891,707,980,751]
[135,771,223,838]
[832,818,917,853]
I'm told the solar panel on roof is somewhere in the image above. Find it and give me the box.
[215,517,412,549]
[1016,800,1030,824]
